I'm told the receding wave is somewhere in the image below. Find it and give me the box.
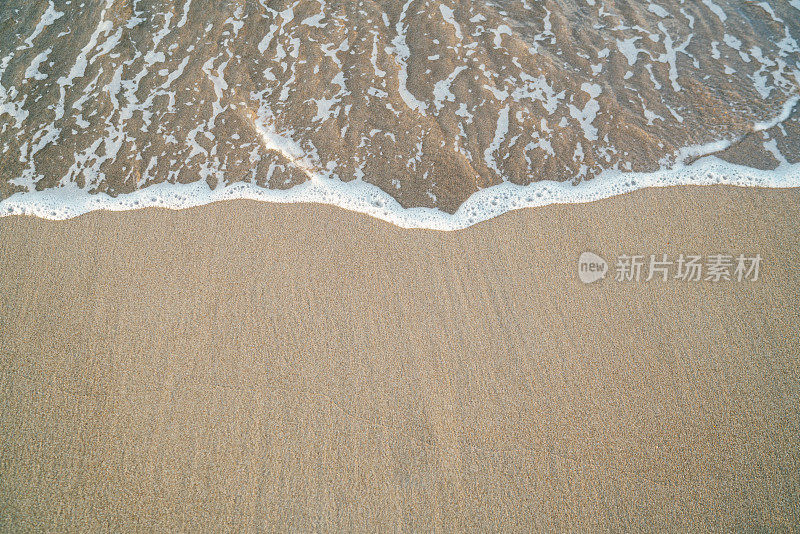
[0,0,799,229]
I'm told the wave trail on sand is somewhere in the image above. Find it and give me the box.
[2,155,799,230]
[0,0,799,226]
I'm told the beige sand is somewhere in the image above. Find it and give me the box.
[1,185,799,531]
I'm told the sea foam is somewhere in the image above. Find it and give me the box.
[1,156,798,231]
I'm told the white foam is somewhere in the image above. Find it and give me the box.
[433,65,467,112]
[616,37,644,66]
[177,0,193,28]
[2,157,799,231]
[568,83,602,141]
[21,1,64,50]
[754,96,798,132]
[701,0,727,22]
[301,0,327,28]
[439,5,462,41]
[392,0,428,115]
[0,89,28,128]
[484,105,510,175]
[491,25,512,48]
[647,3,669,18]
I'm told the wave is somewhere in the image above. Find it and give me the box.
[2,0,799,227]
[2,155,798,230]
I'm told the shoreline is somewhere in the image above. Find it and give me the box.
[1,184,799,530]
[2,156,800,230]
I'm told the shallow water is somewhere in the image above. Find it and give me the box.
[0,0,798,226]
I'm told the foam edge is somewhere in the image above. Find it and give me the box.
[1,156,799,231]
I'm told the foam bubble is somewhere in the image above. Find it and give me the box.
[1,157,798,231]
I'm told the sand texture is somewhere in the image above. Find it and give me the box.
[1,185,799,531]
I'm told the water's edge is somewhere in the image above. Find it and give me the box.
[1,155,798,230]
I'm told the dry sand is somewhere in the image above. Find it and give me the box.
[1,185,799,531]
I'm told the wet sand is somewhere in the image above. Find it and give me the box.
[3,0,800,210]
[1,185,799,531]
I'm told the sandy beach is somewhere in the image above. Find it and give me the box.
[2,0,799,530]
[1,185,798,531]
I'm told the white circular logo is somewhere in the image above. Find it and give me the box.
[578,252,607,284]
